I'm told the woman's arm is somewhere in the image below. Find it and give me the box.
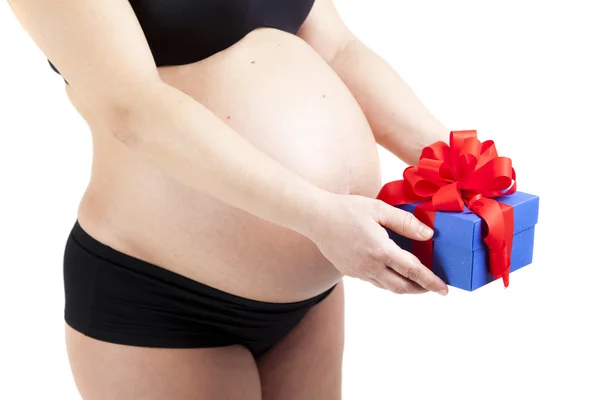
[9,0,447,295]
[298,0,449,166]
[9,0,328,235]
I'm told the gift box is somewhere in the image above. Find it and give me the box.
[385,191,539,291]
[378,130,539,291]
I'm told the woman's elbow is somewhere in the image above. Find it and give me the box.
[100,80,166,145]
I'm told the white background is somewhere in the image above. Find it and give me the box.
[1,1,598,399]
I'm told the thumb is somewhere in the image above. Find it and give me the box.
[378,202,433,241]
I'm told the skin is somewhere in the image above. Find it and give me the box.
[10,0,450,398]
[298,0,450,166]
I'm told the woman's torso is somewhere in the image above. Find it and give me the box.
[66,14,382,302]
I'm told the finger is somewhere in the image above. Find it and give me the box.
[378,202,434,241]
[377,268,428,295]
[385,241,448,295]
[368,278,384,289]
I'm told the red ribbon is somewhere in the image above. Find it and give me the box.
[377,130,517,287]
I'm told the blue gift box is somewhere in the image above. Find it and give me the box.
[386,191,539,291]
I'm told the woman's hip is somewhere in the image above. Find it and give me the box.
[63,218,339,356]
[75,186,342,303]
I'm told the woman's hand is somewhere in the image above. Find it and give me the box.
[306,193,449,295]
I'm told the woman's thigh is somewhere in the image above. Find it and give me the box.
[65,325,262,400]
[257,281,345,400]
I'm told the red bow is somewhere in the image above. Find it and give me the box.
[377,130,517,287]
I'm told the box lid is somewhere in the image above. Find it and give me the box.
[397,191,539,250]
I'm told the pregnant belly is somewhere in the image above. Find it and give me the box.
[75,28,382,302]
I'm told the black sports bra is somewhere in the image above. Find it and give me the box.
[49,0,316,79]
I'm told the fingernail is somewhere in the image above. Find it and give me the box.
[419,225,434,238]
[437,288,448,296]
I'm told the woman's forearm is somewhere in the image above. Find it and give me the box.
[111,81,331,236]
[331,39,448,165]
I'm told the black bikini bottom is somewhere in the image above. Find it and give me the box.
[64,220,337,357]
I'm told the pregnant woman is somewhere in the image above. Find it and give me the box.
[10,0,449,398]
